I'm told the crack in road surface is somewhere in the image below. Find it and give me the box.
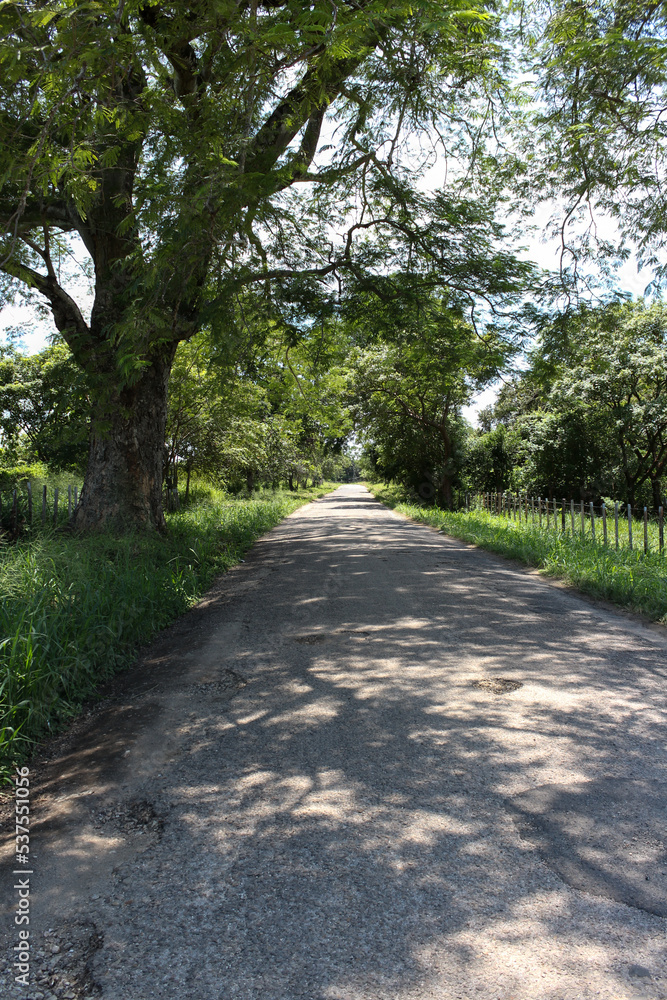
[2,485,667,999]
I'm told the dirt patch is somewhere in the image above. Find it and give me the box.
[189,669,247,696]
[472,677,523,694]
[91,799,164,839]
[0,920,105,999]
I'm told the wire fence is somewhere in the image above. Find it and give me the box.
[466,492,665,557]
[0,481,183,535]
[0,481,82,533]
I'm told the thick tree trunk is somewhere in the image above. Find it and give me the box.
[438,423,453,509]
[73,346,176,532]
[438,475,453,509]
[652,477,663,513]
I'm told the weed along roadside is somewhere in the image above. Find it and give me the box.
[368,483,667,625]
[0,484,335,781]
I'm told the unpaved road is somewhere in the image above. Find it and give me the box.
[2,484,667,1000]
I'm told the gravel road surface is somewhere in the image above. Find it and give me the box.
[2,484,667,1000]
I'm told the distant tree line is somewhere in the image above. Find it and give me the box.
[0,318,356,496]
[4,297,666,513]
[360,301,667,512]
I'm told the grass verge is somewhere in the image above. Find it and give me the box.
[0,484,335,780]
[368,482,667,626]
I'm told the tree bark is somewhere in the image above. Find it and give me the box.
[437,475,453,509]
[652,477,663,513]
[438,424,453,509]
[72,346,177,532]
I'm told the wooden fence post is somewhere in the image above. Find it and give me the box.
[580,500,585,538]
[562,499,566,532]
[570,499,575,536]
[644,507,648,555]
[602,503,607,546]
[68,484,72,519]
[538,497,542,529]
[627,504,633,551]
[74,485,78,509]
[590,502,595,542]
[660,506,664,554]
[42,485,47,525]
[53,487,59,527]
[27,481,32,526]
[614,502,619,550]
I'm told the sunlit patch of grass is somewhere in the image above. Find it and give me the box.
[368,483,667,626]
[0,484,335,780]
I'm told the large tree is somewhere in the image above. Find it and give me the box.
[0,0,529,530]
[525,0,667,287]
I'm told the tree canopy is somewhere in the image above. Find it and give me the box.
[524,0,667,286]
[5,1,667,529]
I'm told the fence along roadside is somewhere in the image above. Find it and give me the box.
[466,492,665,557]
[1,481,183,535]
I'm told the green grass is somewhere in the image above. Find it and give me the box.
[0,483,335,780]
[368,482,667,626]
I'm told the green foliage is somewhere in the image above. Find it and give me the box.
[464,423,521,493]
[0,463,48,491]
[461,300,667,507]
[0,0,527,358]
[0,0,537,530]
[0,484,334,780]
[546,302,667,504]
[166,318,354,493]
[524,0,667,283]
[0,343,89,471]
[349,290,517,505]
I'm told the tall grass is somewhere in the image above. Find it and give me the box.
[369,483,667,625]
[0,485,333,779]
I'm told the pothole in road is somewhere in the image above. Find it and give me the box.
[92,799,164,838]
[190,669,247,695]
[472,677,523,694]
[24,921,104,1000]
[292,629,371,644]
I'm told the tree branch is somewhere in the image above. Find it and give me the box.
[0,258,91,362]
